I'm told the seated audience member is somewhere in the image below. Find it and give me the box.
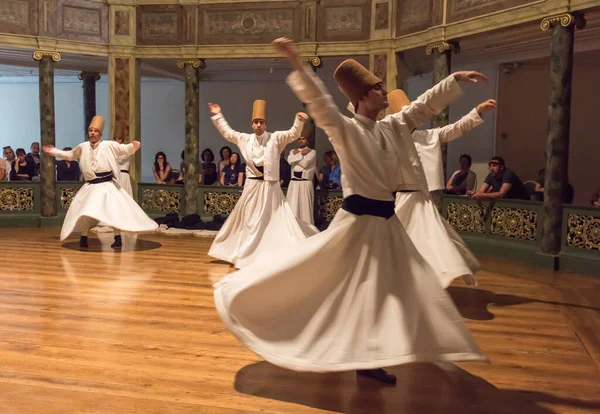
[218,146,232,172]
[3,146,14,181]
[201,148,218,185]
[0,156,6,181]
[27,142,40,177]
[152,151,173,184]
[56,147,81,181]
[446,153,477,195]
[220,152,243,187]
[468,156,529,200]
[320,150,341,190]
[279,151,291,188]
[530,167,546,201]
[591,185,600,207]
[10,148,36,181]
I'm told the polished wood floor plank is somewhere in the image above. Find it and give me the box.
[0,228,598,413]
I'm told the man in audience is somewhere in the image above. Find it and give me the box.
[469,156,529,200]
[3,146,15,180]
[27,142,40,177]
[56,147,81,181]
[446,153,477,195]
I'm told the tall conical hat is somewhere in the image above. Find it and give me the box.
[252,100,267,122]
[88,115,105,135]
[113,123,125,140]
[333,59,382,106]
[388,89,411,114]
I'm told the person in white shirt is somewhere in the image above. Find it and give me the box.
[393,91,496,287]
[286,126,317,225]
[42,116,158,249]
[208,99,318,269]
[213,37,486,386]
[410,98,495,194]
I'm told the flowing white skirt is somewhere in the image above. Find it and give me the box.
[117,171,133,198]
[214,208,485,372]
[61,180,158,240]
[395,191,479,288]
[286,180,314,225]
[208,179,319,269]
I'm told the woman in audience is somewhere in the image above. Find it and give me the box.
[201,148,218,185]
[319,150,341,190]
[56,147,81,181]
[219,152,243,187]
[219,146,232,172]
[445,153,477,195]
[10,148,36,181]
[152,151,173,184]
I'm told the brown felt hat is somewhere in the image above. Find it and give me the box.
[300,119,314,139]
[113,123,125,140]
[252,99,267,122]
[88,116,104,135]
[387,89,411,114]
[333,59,382,106]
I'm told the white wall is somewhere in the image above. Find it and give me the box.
[0,76,110,154]
[403,65,498,180]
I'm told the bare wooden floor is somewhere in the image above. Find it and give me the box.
[0,228,598,414]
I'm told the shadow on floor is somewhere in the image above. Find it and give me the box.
[235,361,600,414]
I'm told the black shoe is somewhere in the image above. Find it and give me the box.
[111,235,122,249]
[356,369,397,385]
[79,236,88,248]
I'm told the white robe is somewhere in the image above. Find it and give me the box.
[117,154,133,198]
[213,68,484,372]
[286,148,316,225]
[412,108,483,192]
[208,115,319,269]
[395,109,483,287]
[48,141,158,240]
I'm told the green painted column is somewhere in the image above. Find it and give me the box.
[178,59,205,215]
[79,72,100,136]
[540,14,585,254]
[34,51,61,217]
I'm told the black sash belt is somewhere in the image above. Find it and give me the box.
[87,172,113,184]
[342,194,395,219]
[120,170,129,174]
[248,165,264,180]
[292,171,308,181]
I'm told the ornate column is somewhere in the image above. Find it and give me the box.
[109,54,141,198]
[426,41,459,180]
[303,57,322,150]
[33,50,61,218]
[177,59,205,215]
[79,72,101,136]
[540,13,585,254]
